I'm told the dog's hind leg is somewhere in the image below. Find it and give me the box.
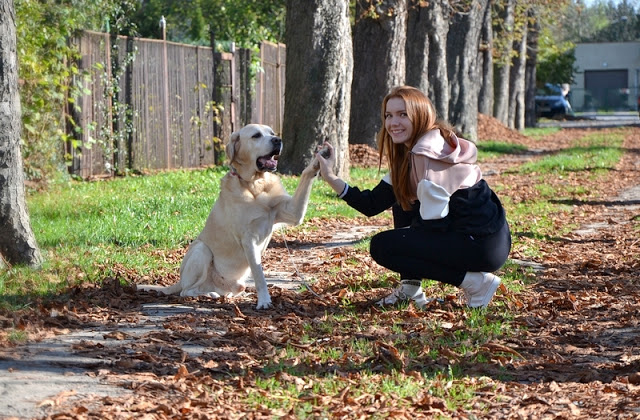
[179,240,221,298]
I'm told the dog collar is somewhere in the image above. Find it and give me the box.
[229,166,245,181]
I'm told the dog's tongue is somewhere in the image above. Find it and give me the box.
[259,155,278,170]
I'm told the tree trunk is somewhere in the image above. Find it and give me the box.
[281,0,353,178]
[405,1,429,94]
[524,8,539,128]
[350,0,406,146]
[426,0,450,120]
[508,17,527,130]
[447,0,488,142]
[493,0,515,125]
[478,0,494,116]
[0,0,43,268]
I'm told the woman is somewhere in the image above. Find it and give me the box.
[316,86,511,309]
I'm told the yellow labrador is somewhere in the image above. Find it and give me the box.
[138,124,320,309]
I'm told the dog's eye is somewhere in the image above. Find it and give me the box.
[251,132,262,139]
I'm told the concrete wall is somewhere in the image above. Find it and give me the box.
[572,41,640,111]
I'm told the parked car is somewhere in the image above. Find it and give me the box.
[535,83,573,119]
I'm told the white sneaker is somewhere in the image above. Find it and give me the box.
[376,280,432,309]
[460,272,501,308]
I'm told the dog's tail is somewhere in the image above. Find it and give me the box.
[137,282,182,295]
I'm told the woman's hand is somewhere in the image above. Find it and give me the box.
[316,141,336,181]
[315,142,346,195]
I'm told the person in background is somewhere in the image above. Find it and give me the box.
[316,85,511,309]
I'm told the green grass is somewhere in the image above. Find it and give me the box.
[477,141,528,159]
[518,132,623,174]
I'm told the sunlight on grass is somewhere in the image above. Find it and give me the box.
[477,141,528,160]
[518,132,623,174]
[522,126,560,138]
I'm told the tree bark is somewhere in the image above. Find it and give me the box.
[524,8,539,128]
[405,1,429,93]
[447,0,488,142]
[508,16,527,130]
[493,0,515,125]
[426,0,450,120]
[350,0,406,146]
[281,0,353,178]
[0,0,43,268]
[478,0,494,116]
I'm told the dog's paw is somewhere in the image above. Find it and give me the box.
[318,145,331,159]
[255,299,273,310]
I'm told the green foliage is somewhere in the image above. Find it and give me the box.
[131,0,287,47]
[15,0,137,182]
[536,27,577,85]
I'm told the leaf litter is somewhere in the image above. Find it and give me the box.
[1,116,639,419]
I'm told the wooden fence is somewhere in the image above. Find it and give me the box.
[67,31,286,178]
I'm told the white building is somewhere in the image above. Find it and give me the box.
[571,41,640,111]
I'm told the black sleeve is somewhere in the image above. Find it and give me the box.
[342,180,397,217]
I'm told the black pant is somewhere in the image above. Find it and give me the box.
[369,221,511,287]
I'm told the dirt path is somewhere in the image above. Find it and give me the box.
[1,123,639,419]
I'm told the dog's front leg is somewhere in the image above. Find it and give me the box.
[242,236,272,310]
[276,162,318,225]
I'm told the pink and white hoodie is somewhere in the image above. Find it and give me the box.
[408,129,482,220]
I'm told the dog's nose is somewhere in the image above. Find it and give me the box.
[272,137,282,147]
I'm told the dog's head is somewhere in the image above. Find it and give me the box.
[227,124,282,177]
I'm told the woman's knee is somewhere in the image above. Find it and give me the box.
[369,232,390,265]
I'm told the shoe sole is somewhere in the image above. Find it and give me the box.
[468,275,501,308]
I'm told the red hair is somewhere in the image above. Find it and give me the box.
[376,86,456,210]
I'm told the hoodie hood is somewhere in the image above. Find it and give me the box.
[409,129,482,196]
[411,129,477,164]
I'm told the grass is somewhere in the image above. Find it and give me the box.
[0,128,627,413]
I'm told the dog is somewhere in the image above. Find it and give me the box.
[138,124,321,309]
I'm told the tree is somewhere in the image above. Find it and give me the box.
[493,0,516,125]
[0,0,43,268]
[405,1,431,94]
[478,0,494,116]
[447,0,488,141]
[349,0,407,147]
[507,4,528,130]
[524,7,540,128]
[280,0,353,178]
[426,0,451,120]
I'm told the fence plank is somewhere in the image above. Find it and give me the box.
[69,31,276,178]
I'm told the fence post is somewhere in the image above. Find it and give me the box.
[160,16,171,169]
[237,48,252,127]
[125,36,134,170]
[210,31,224,165]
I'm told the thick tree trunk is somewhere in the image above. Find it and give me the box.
[281,0,353,178]
[478,0,494,116]
[508,18,527,130]
[405,1,430,94]
[493,0,515,125]
[0,0,43,268]
[447,0,488,142]
[426,0,450,120]
[350,0,406,146]
[524,8,539,128]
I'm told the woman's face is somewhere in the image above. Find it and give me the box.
[384,97,413,146]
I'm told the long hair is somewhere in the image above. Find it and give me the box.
[376,86,456,210]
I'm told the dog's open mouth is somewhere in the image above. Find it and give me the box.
[257,152,279,171]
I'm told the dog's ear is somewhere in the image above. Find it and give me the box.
[227,131,241,163]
